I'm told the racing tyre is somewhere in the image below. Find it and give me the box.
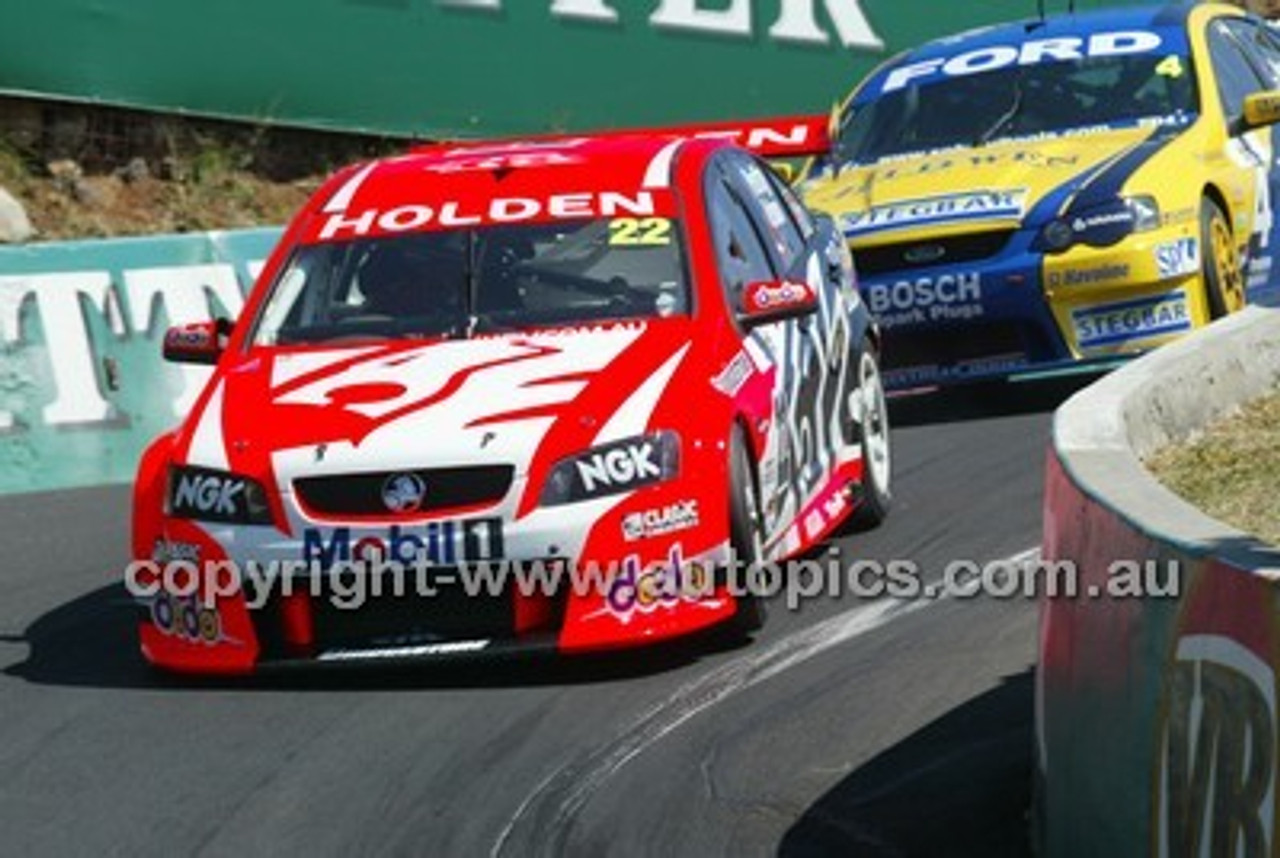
[848,344,892,530]
[1201,197,1245,319]
[727,425,767,634]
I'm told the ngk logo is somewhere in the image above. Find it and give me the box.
[173,473,245,516]
[577,442,660,493]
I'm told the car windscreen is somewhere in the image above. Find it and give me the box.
[251,217,689,346]
[838,51,1198,165]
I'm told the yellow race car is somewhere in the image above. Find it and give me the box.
[799,2,1280,389]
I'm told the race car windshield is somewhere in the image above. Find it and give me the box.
[838,52,1197,164]
[252,217,690,345]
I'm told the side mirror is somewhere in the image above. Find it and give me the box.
[737,279,819,327]
[1241,91,1280,132]
[163,318,231,365]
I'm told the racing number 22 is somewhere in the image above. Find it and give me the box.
[610,217,672,246]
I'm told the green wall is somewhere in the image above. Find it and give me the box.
[0,229,278,494]
[0,0,1133,138]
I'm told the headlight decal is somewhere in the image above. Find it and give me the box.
[167,464,273,525]
[540,431,680,507]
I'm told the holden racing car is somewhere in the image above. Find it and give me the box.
[799,2,1280,389]
[132,118,892,672]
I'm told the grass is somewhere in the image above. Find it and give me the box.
[1145,391,1280,546]
[0,99,404,241]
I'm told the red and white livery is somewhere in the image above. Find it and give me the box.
[132,119,891,672]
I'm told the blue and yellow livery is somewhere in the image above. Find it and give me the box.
[800,3,1280,389]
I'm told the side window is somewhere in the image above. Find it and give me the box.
[1209,20,1268,123]
[705,165,776,311]
[767,166,816,241]
[730,154,808,271]
[1226,18,1280,88]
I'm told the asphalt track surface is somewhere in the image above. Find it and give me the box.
[0,377,1097,857]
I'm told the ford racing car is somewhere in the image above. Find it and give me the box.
[799,2,1280,389]
[131,119,891,672]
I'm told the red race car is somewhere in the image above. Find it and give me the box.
[131,118,892,672]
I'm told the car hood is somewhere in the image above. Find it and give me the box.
[800,125,1161,246]
[176,320,700,494]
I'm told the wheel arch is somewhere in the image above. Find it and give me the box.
[1202,183,1232,234]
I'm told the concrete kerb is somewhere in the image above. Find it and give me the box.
[1053,305,1280,568]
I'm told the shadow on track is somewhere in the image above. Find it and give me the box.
[888,374,1106,429]
[778,669,1034,858]
[3,582,752,693]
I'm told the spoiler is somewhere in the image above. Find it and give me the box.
[412,113,833,160]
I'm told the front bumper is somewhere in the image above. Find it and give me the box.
[858,223,1206,389]
[135,487,741,674]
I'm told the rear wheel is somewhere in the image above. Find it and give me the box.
[1201,197,1245,318]
[727,425,766,634]
[849,344,892,530]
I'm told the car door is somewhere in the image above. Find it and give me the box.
[705,150,849,541]
[1206,16,1278,299]
[1221,15,1280,302]
[704,156,795,540]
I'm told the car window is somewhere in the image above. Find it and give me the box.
[1224,17,1280,88]
[765,163,816,240]
[728,153,808,272]
[250,219,691,345]
[1209,20,1269,123]
[838,46,1197,163]
[705,163,776,311]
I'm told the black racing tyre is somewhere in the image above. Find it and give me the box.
[727,425,766,634]
[1201,197,1245,319]
[848,344,892,530]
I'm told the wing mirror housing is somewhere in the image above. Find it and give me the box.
[737,279,819,327]
[163,318,232,365]
[1240,91,1280,133]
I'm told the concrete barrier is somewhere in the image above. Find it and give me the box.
[1037,305,1280,856]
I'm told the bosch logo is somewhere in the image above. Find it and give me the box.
[173,473,245,516]
[381,472,426,513]
[577,442,661,494]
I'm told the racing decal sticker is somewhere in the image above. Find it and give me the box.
[712,350,753,397]
[842,190,1026,237]
[621,500,699,541]
[741,280,816,315]
[864,271,983,327]
[879,30,1166,94]
[1071,290,1190,349]
[302,518,505,566]
[151,592,225,645]
[1154,238,1199,280]
[317,191,658,240]
[606,544,713,618]
[608,217,672,246]
[317,639,491,661]
[1047,264,1130,288]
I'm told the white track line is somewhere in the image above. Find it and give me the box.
[492,545,1043,856]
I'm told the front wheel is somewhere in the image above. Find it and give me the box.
[848,344,892,530]
[727,425,766,634]
[1201,197,1245,318]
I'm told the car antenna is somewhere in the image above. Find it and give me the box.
[1028,0,1046,30]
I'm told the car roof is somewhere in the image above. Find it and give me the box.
[901,4,1193,63]
[850,3,1202,107]
[300,132,709,244]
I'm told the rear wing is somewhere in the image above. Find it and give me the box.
[412,114,833,160]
